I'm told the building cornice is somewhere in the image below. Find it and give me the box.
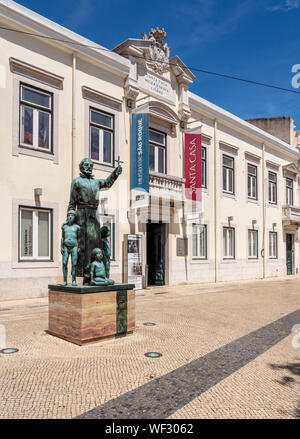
[189,91,300,159]
[0,0,130,78]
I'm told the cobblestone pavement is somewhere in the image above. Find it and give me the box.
[0,277,299,419]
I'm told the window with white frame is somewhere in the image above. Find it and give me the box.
[20,84,52,151]
[269,231,278,259]
[268,171,277,204]
[99,214,115,260]
[149,128,166,174]
[19,207,52,260]
[222,155,234,194]
[90,108,114,165]
[248,230,258,259]
[286,178,293,205]
[223,227,235,259]
[201,146,207,188]
[192,224,207,258]
[248,164,257,200]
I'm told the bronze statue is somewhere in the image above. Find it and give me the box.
[101,225,111,278]
[61,210,80,286]
[90,248,115,286]
[68,158,122,284]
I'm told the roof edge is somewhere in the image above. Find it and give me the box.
[0,0,130,76]
[189,91,299,158]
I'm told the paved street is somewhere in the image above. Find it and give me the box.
[0,277,299,419]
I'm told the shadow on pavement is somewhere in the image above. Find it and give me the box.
[269,361,300,418]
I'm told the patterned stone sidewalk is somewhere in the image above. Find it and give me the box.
[0,277,299,419]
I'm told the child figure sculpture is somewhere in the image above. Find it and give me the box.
[100,226,111,278]
[61,210,80,286]
[90,248,114,286]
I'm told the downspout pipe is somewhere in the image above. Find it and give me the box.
[72,53,77,180]
[214,118,218,283]
[262,142,266,279]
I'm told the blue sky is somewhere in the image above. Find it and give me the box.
[14,0,300,128]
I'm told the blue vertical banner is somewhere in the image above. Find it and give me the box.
[131,106,149,208]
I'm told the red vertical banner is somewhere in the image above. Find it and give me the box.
[184,133,202,201]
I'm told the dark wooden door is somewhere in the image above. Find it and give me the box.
[286,233,293,275]
[147,222,165,285]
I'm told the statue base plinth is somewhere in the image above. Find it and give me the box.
[48,283,136,345]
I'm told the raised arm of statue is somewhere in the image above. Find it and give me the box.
[99,165,122,189]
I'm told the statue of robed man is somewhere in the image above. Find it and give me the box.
[68,157,122,284]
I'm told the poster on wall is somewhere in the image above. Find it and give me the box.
[127,234,143,290]
[184,128,202,216]
[131,104,149,209]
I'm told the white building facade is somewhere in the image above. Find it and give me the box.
[0,0,300,300]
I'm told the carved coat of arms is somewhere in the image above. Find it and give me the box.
[142,27,170,75]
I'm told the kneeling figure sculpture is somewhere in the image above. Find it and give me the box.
[90,248,115,286]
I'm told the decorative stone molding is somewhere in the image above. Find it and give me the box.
[266,160,280,170]
[149,171,185,197]
[202,134,212,144]
[10,57,64,89]
[219,141,239,155]
[282,205,300,224]
[245,151,261,162]
[124,78,139,101]
[148,101,179,127]
[282,163,299,177]
[82,86,122,111]
[178,103,191,122]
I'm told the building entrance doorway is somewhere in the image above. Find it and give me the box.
[286,233,293,275]
[147,222,166,286]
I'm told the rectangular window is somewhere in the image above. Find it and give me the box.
[248,164,257,200]
[99,214,115,260]
[269,231,278,259]
[286,178,293,205]
[222,155,234,194]
[20,84,52,151]
[248,230,258,259]
[223,227,235,259]
[90,109,114,165]
[268,171,277,204]
[201,146,207,188]
[192,224,207,258]
[149,128,166,174]
[19,207,52,260]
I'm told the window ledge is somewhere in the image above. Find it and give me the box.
[268,203,278,208]
[18,145,55,162]
[222,192,236,200]
[92,161,115,172]
[247,197,259,204]
[190,258,209,264]
[222,259,237,263]
[12,261,59,269]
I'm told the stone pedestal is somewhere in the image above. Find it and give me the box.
[48,283,135,345]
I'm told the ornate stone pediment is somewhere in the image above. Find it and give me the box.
[141,27,170,74]
[283,163,300,177]
[113,29,195,117]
